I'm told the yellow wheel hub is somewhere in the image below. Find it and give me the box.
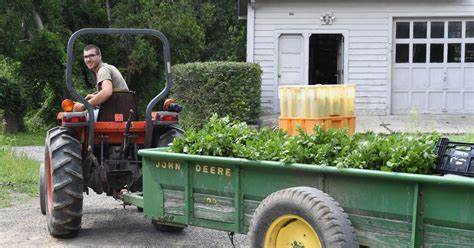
[264,214,322,248]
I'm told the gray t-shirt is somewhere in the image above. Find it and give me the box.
[95,63,129,91]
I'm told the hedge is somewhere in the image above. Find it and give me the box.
[171,62,262,128]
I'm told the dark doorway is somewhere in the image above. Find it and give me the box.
[308,34,344,85]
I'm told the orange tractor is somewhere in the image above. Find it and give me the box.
[39,28,183,237]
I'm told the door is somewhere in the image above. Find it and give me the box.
[392,19,474,114]
[278,34,304,86]
[337,36,345,84]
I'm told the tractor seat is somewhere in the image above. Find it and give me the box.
[97,90,138,122]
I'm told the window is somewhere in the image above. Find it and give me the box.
[431,22,445,38]
[414,22,427,38]
[430,44,444,63]
[448,43,461,63]
[466,44,474,63]
[448,21,462,38]
[396,44,409,63]
[396,22,410,38]
[395,19,474,64]
[413,44,426,63]
[467,22,474,38]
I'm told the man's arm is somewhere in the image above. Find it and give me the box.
[73,80,113,111]
[88,80,113,107]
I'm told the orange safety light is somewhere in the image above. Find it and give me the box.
[163,98,174,111]
[61,99,75,112]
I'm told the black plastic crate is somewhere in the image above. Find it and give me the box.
[435,138,474,177]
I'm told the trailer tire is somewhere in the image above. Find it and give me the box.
[152,220,185,232]
[45,127,83,238]
[39,163,46,215]
[248,186,358,248]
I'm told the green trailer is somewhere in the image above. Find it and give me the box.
[124,147,474,248]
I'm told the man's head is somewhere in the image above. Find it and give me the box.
[83,44,102,71]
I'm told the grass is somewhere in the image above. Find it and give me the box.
[3,131,46,146]
[0,130,43,208]
[447,133,474,143]
[0,146,39,208]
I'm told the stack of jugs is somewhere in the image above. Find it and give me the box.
[279,85,355,118]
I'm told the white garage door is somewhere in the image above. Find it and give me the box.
[392,19,474,114]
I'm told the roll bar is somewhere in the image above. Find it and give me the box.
[66,28,173,149]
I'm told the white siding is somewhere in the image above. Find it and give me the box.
[250,0,474,115]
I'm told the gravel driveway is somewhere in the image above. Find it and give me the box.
[2,146,248,247]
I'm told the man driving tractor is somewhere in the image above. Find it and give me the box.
[73,44,128,112]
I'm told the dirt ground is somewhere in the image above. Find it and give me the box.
[2,147,248,247]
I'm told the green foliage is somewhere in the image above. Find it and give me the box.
[172,62,262,128]
[0,0,247,126]
[172,116,441,175]
[0,56,27,116]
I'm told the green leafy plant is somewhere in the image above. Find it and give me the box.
[171,116,440,175]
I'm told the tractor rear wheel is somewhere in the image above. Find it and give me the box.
[248,187,358,248]
[39,163,46,215]
[157,126,184,147]
[45,127,83,238]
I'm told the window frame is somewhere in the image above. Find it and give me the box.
[394,19,474,64]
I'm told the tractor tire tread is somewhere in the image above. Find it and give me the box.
[53,178,72,192]
[53,158,72,172]
[65,167,83,180]
[63,149,82,161]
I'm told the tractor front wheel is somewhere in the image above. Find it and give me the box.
[45,127,83,238]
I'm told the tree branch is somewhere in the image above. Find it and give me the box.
[31,6,44,31]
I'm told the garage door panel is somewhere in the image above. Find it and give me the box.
[412,68,428,90]
[447,68,463,89]
[464,92,474,110]
[429,68,445,89]
[428,92,444,111]
[446,92,463,111]
[392,92,409,112]
[411,92,426,112]
[464,68,474,89]
[393,68,410,91]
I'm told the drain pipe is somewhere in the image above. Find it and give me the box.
[246,0,256,63]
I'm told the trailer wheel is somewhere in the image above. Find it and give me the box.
[248,187,358,248]
[39,163,46,215]
[45,127,83,238]
[152,220,185,232]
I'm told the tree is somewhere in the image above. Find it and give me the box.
[0,0,247,128]
[0,56,27,133]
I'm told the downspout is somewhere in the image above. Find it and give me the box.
[246,0,256,62]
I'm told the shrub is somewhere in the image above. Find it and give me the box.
[172,62,262,128]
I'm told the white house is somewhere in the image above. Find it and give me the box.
[240,0,474,115]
